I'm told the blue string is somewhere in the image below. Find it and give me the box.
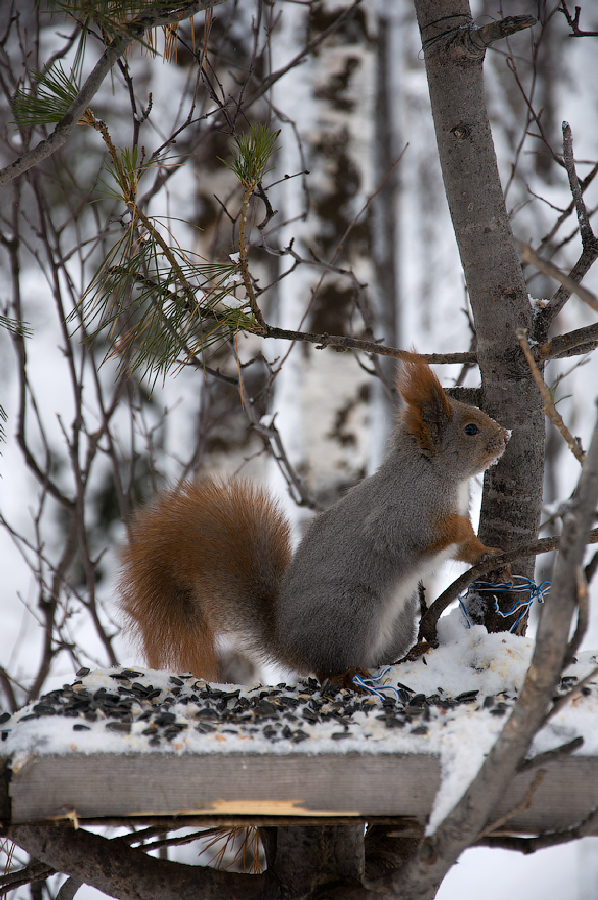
[352,666,407,700]
[459,575,550,632]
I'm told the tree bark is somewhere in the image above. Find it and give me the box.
[10,824,273,900]
[267,825,365,897]
[412,0,544,631]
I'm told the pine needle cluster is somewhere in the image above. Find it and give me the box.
[11,10,281,387]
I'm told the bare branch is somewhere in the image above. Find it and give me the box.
[0,0,227,188]
[472,16,537,48]
[263,325,476,365]
[518,736,585,772]
[9,824,271,900]
[520,241,598,314]
[559,2,598,37]
[562,121,596,245]
[537,322,598,360]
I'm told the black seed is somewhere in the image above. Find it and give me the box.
[106,721,132,733]
[253,700,278,716]
[33,704,56,715]
[163,725,186,739]
[73,724,91,731]
[410,694,427,706]
[76,667,90,678]
[331,731,353,740]
[411,725,428,735]
[0,713,11,725]
[154,712,177,726]
[376,714,404,729]
[455,690,479,703]
[112,669,143,680]
[196,708,220,721]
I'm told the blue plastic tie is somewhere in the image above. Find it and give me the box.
[352,666,406,700]
[459,575,550,632]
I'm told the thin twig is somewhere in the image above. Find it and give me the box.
[559,2,598,37]
[0,1,227,188]
[563,568,590,668]
[516,327,586,464]
[518,736,584,772]
[238,186,267,331]
[477,771,546,840]
[519,241,598,314]
[562,121,595,245]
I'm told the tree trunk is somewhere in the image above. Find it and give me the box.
[265,825,365,897]
[412,0,545,631]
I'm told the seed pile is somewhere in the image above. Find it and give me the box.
[1,657,592,762]
[0,665,526,752]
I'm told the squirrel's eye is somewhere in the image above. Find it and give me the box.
[464,423,479,436]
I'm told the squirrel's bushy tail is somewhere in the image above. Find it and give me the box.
[118,478,292,680]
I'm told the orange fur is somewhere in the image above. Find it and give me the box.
[119,479,292,680]
[397,357,452,454]
[430,513,501,564]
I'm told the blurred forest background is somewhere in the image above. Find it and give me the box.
[1,1,598,897]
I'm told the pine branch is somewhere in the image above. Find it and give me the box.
[0,0,227,188]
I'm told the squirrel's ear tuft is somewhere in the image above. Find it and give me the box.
[397,355,452,455]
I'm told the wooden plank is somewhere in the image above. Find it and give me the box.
[5,751,598,836]
[7,752,442,823]
[494,756,598,835]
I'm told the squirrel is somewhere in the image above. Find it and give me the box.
[118,355,510,688]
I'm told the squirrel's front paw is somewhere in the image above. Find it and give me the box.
[319,667,371,693]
